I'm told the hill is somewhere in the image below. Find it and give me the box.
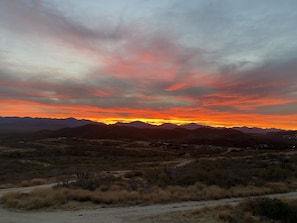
[0,117,97,133]
[35,124,297,148]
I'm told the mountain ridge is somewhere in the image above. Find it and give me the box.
[35,123,296,148]
[0,116,285,134]
[0,116,97,133]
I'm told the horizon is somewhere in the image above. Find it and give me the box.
[1,1,297,130]
[1,115,293,131]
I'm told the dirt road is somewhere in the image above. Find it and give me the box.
[1,185,297,223]
[0,183,58,198]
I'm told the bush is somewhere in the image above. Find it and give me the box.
[243,198,297,223]
[74,169,99,191]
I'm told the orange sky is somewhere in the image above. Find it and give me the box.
[1,99,296,130]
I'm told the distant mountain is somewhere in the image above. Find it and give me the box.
[158,123,178,130]
[42,124,189,141]
[0,116,291,147]
[180,123,205,130]
[113,122,205,130]
[0,117,98,133]
[114,121,156,129]
[233,126,282,134]
[34,124,296,148]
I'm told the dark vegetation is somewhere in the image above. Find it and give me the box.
[162,198,297,223]
[0,124,297,210]
[215,198,297,223]
[240,198,297,223]
[1,130,297,189]
[0,136,175,185]
[162,154,297,188]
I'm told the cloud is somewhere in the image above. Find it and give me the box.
[159,0,297,68]
[0,0,131,60]
[0,0,211,101]
[198,58,297,113]
[0,66,111,104]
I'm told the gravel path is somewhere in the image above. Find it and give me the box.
[1,185,297,223]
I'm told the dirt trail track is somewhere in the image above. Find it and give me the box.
[0,183,58,198]
[1,185,297,223]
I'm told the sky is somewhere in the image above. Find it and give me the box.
[0,0,297,129]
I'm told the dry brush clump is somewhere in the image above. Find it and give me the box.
[211,198,297,223]
[0,188,68,210]
[235,198,297,223]
[0,187,144,209]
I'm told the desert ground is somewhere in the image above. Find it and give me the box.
[1,135,297,222]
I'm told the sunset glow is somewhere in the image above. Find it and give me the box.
[1,0,297,130]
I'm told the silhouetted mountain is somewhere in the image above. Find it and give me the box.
[233,126,281,134]
[158,123,178,130]
[180,123,205,130]
[114,121,156,129]
[35,124,296,148]
[1,117,294,148]
[113,122,204,130]
[0,117,98,133]
[42,124,189,140]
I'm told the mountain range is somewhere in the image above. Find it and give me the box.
[0,117,94,133]
[1,117,296,148]
[38,123,296,148]
[0,117,282,134]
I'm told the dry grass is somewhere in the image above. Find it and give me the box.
[2,181,296,210]
[0,188,142,209]
[19,178,51,187]
[1,188,68,210]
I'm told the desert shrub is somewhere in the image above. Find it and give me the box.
[0,188,68,210]
[202,185,228,200]
[73,169,100,191]
[218,210,234,222]
[142,187,172,203]
[124,170,142,178]
[67,189,92,202]
[229,184,272,197]
[264,166,291,181]
[98,174,118,191]
[242,198,297,223]
[0,192,21,208]
[142,168,171,188]
[125,177,141,191]
[92,190,141,205]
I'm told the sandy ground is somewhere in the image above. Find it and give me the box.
[1,184,297,223]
